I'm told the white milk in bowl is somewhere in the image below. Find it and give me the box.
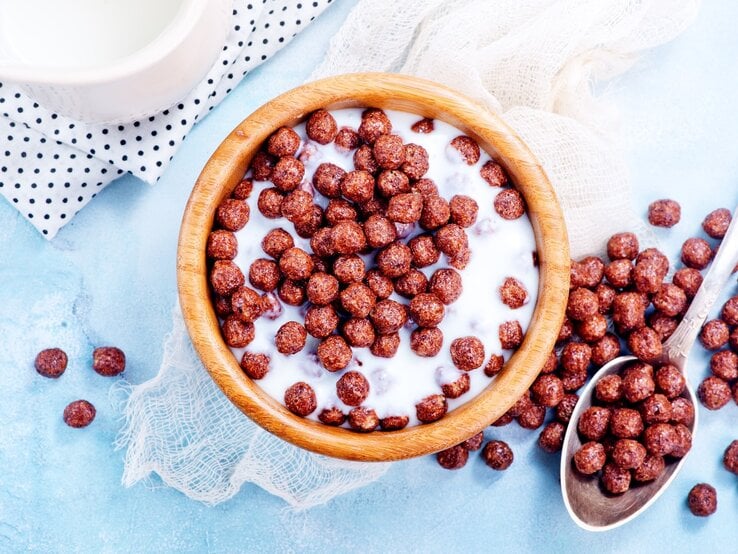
[0,0,185,69]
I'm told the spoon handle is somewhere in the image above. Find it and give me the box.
[663,207,738,365]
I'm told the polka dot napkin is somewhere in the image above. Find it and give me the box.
[0,0,333,238]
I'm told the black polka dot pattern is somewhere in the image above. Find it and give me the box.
[0,0,333,238]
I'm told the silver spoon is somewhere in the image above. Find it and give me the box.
[560,208,738,532]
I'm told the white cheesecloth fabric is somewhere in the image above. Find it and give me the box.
[118,0,700,508]
[0,0,334,238]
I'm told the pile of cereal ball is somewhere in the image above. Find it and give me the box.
[34,345,126,428]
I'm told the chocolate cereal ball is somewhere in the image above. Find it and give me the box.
[358,108,392,144]
[612,292,647,333]
[306,109,338,144]
[648,199,681,227]
[702,208,731,239]
[655,364,685,399]
[556,393,579,424]
[376,169,410,197]
[370,333,400,358]
[721,296,738,325]
[601,462,631,494]
[434,224,468,258]
[248,259,281,292]
[538,421,566,453]
[401,143,430,180]
[698,376,731,410]
[591,333,621,366]
[304,305,339,339]
[578,406,611,441]
[688,484,717,517]
[376,241,412,278]
[437,445,469,470]
[411,117,434,134]
[267,126,300,157]
[407,235,440,268]
[312,162,345,198]
[607,232,640,261]
[278,279,306,306]
[670,397,695,426]
[279,247,314,281]
[640,394,672,425]
[348,407,380,432]
[671,423,693,458]
[499,277,528,309]
[652,284,687,318]
[597,281,619,312]
[261,228,294,259]
[644,423,678,456]
[499,321,523,350]
[633,454,666,483]
[221,315,255,348]
[570,256,606,289]
[34,348,68,378]
[672,267,703,299]
[341,170,375,204]
[480,160,508,187]
[627,327,663,363]
[483,440,514,470]
[63,400,96,428]
[681,238,714,270]
[215,198,250,232]
[340,283,376,318]
[271,157,305,192]
[573,441,606,475]
[622,364,655,403]
[370,299,407,334]
[577,314,608,343]
[531,374,565,408]
[649,312,678,342]
[336,371,370,406]
[609,408,644,439]
[363,214,397,248]
[409,293,445,328]
[441,372,471,399]
[394,269,428,298]
[275,321,307,355]
[710,350,738,381]
[493,189,525,220]
[306,272,339,306]
[231,286,264,322]
[284,382,317,416]
[517,403,546,430]
[364,268,394,298]
[257,188,284,219]
[484,354,505,377]
[330,220,367,256]
[318,407,346,426]
[420,194,451,230]
[334,255,366,284]
[93,346,126,377]
[387,192,423,224]
[449,337,485,371]
[567,288,599,321]
[353,144,379,174]
[449,195,479,228]
[410,327,444,357]
[342,318,376,348]
[250,150,276,181]
[700,319,730,350]
[207,230,237,260]
[232,178,253,200]
[241,352,270,380]
[416,394,448,423]
[449,136,480,165]
[429,268,463,304]
[380,415,409,431]
[560,342,592,374]
[462,432,485,451]
[211,260,245,296]
[317,335,353,372]
[595,374,623,403]
[604,259,633,289]
[612,439,647,470]
[372,134,405,170]
[723,440,738,474]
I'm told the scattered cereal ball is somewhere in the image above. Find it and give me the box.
[604,259,633,289]
[681,238,714,270]
[647,199,681,227]
[318,406,346,426]
[340,283,377,318]
[671,397,695,426]
[649,312,678,342]
[370,299,408,335]
[407,293,444,328]
[578,406,611,441]
[364,268,394,298]
[609,407,644,439]
[248,258,281,292]
[462,432,485,451]
[484,354,505,377]
[700,319,730,350]
[698,376,731,410]
[607,232,640,261]
[251,150,276,181]
[241,352,270,380]
[306,109,338,144]
[213,295,232,318]
[221,315,255,348]
[721,296,738,325]
[207,230,237,260]
[517,403,546,430]
[437,445,469,469]
[216,198,250,232]
[358,108,392,144]
[560,342,592,373]
[334,255,367,284]
[34,348,68,378]
[447,195,479,228]
[387,192,423,224]
[306,272,340,306]
[353,145,380,175]
[622,363,655,403]
[483,440,514,470]
[304,305,339,339]
[261,228,294,259]
[379,415,409,431]
[480,160,508,187]
[560,371,588,393]
[596,283,615,313]
[556,393,579,424]
[342,318,376,348]
[317,335,353,372]
[331,220,367,255]
[499,277,527,309]
[399,143,429,180]
[411,117,434,133]
[498,321,523,350]
[449,136,480,165]
[413,178,439,197]
[363,214,397,249]
[416,394,448,423]
[256,188,283,219]
[371,333,401,358]
[434,224,468,258]
[644,423,678,456]
[63,400,96,428]
[284,382,317,416]
[429,268,463,305]
[612,292,647,334]
[671,423,693,458]
[557,317,574,343]
[573,441,606,475]
[336,371,370,406]
[601,462,631,494]
[710,350,738,381]
[410,327,444,357]
[312,162,346,198]
[571,256,606,289]
[612,439,647,470]
[723,440,738,475]
[267,126,300,157]
[92,346,126,377]
[419,194,451,230]
[447,336,484,371]
[633,259,666,294]
[271,157,305,192]
[577,313,608,343]
[703,208,732,239]
[280,190,313,224]
[231,286,265,322]
[494,189,525,220]
[566,288,599,321]
[672,267,703,299]
[687,484,717,517]
[652,284,687,318]
[440,372,471,399]
[633,454,666,483]
[210,260,244,296]
[334,127,360,151]
[627,327,663,363]
[640,394,672,425]
[394,269,428,298]
[348,407,380,432]
[376,241,412,278]
[376,169,411,198]
[275,321,307,355]
[232,178,253,200]
[655,364,685,399]
[278,279,306,306]
[595,374,623,403]
[591,333,621,366]
[531,374,564,408]
[279,247,314,281]
[538,421,565,453]
[372,134,406,170]
[341,170,375,204]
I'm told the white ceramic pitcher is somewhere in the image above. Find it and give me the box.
[0,0,232,123]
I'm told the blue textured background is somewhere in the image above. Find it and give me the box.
[2,1,738,552]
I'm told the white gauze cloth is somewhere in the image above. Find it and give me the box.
[117,0,699,508]
[0,0,334,238]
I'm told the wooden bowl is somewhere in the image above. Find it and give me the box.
[177,73,570,462]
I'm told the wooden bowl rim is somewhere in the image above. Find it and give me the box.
[177,72,570,462]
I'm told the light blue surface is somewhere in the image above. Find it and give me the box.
[2,1,738,552]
